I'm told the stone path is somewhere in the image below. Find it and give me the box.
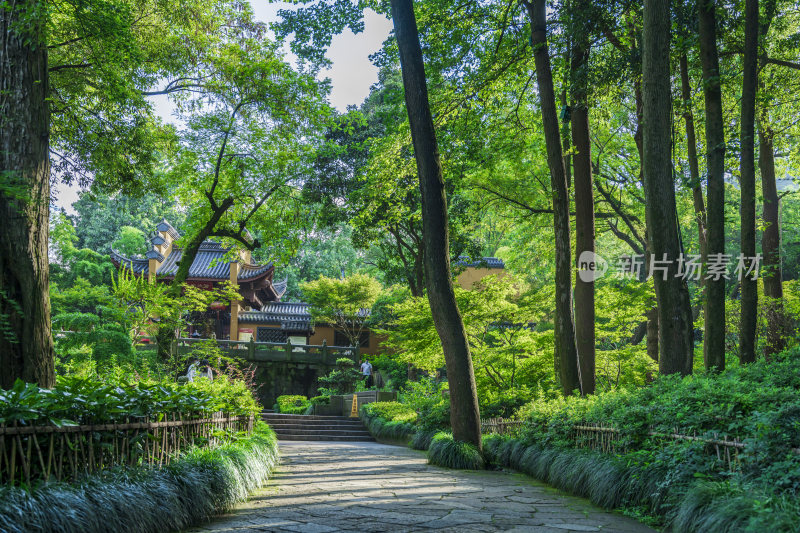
[188,442,657,533]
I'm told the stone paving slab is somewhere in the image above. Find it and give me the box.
[186,441,657,533]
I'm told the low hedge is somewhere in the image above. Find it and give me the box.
[0,422,279,533]
[482,433,800,531]
[274,395,310,414]
[360,401,418,444]
[483,347,800,531]
[427,432,484,470]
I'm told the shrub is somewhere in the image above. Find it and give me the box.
[480,387,535,418]
[427,432,484,470]
[275,395,310,414]
[0,423,278,533]
[317,358,361,395]
[309,395,330,405]
[495,346,800,530]
[360,401,417,443]
[370,354,408,390]
[0,375,260,427]
[410,429,437,451]
[399,378,449,432]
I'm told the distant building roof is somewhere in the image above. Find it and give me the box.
[112,241,273,282]
[110,220,283,308]
[239,302,312,331]
[110,251,149,275]
[455,256,505,269]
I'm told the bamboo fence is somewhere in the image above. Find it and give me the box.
[571,423,798,471]
[481,417,524,435]
[0,412,254,487]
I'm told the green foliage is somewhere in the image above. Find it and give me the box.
[300,274,383,347]
[492,347,800,529]
[0,422,279,533]
[479,387,535,418]
[377,275,565,398]
[281,224,368,300]
[399,378,450,432]
[360,402,418,443]
[112,226,147,257]
[370,353,409,391]
[317,357,361,396]
[427,432,484,470]
[275,395,311,414]
[69,192,186,255]
[0,375,260,427]
[309,395,330,405]
[410,430,437,451]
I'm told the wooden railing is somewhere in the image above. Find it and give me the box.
[481,418,524,435]
[0,413,254,486]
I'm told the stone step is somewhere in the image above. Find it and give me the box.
[262,413,356,421]
[275,434,376,442]
[271,428,373,437]
[262,411,374,442]
[267,423,366,431]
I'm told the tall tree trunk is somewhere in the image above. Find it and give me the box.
[739,0,759,364]
[679,54,708,266]
[634,74,661,365]
[759,125,785,358]
[757,0,783,359]
[390,0,482,448]
[524,0,581,395]
[0,1,55,389]
[571,41,595,395]
[698,0,726,372]
[642,0,695,375]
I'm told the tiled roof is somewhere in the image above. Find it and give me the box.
[112,240,273,281]
[239,262,274,281]
[455,256,505,269]
[239,302,312,330]
[271,277,288,297]
[110,250,149,274]
[145,249,164,261]
[156,219,181,240]
[155,244,231,279]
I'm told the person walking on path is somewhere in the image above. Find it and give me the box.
[360,359,373,388]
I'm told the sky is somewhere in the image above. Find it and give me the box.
[54,2,393,214]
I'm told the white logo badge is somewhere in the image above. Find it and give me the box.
[578,251,608,282]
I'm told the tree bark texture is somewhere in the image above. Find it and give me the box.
[738,0,759,364]
[698,0,726,371]
[525,0,581,395]
[642,0,695,375]
[390,0,482,448]
[0,0,56,388]
[571,42,595,395]
[757,0,783,359]
[633,81,662,365]
[679,54,708,268]
[759,125,785,358]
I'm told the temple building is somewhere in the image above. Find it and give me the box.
[109,220,385,353]
[455,256,507,289]
[111,221,505,355]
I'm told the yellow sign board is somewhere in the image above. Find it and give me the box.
[350,394,358,417]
